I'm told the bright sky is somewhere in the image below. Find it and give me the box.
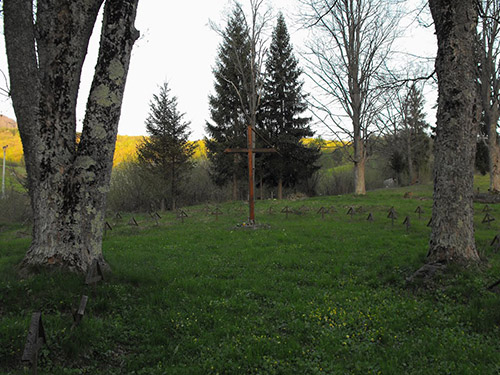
[0,0,436,141]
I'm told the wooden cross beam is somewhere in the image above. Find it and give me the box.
[224,125,277,224]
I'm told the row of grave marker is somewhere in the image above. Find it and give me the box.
[105,207,226,231]
[22,260,104,374]
[105,204,499,233]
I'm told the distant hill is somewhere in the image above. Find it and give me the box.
[0,115,17,129]
[0,116,207,165]
[0,116,339,166]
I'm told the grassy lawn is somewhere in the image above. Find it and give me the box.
[1,181,500,374]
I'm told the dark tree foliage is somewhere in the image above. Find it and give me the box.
[403,85,431,181]
[259,14,320,195]
[137,82,196,210]
[387,84,431,184]
[205,7,251,192]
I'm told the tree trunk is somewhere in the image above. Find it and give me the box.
[406,129,415,185]
[484,87,500,193]
[260,173,263,200]
[171,164,176,211]
[4,0,139,273]
[232,171,238,201]
[353,135,366,195]
[278,178,283,200]
[489,138,500,193]
[478,3,500,194]
[427,0,480,264]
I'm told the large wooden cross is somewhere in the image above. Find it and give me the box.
[225,125,277,224]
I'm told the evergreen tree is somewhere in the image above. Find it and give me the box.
[205,7,251,200]
[137,82,196,211]
[405,85,430,182]
[259,14,320,199]
[386,84,430,184]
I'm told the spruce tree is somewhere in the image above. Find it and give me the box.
[259,14,320,199]
[205,7,251,200]
[405,84,430,182]
[137,82,196,211]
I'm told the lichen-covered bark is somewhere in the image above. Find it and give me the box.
[4,0,139,273]
[427,0,480,263]
[3,0,40,198]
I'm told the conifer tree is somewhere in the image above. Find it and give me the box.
[259,14,320,199]
[404,85,430,182]
[205,7,251,200]
[137,82,196,211]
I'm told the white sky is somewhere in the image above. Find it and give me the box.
[0,0,436,141]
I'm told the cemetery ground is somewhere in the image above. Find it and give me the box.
[1,179,500,374]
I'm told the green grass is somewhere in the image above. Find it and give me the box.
[2,183,500,374]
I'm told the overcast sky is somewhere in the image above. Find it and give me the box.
[0,0,435,140]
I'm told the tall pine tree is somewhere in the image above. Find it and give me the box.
[259,14,320,199]
[388,84,431,184]
[404,84,430,183]
[137,82,196,211]
[205,7,251,200]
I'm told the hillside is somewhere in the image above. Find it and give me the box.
[0,116,339,166]
[0,115,16,129]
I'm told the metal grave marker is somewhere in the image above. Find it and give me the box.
[483,204,492,213]
[427,217,432,227]
[403,216,411,233]
[346,206,355,221]
[85,259,104,285]
[367,212,374,222]
[482,213,495,228]
[177,209,188,224]
[415,206,424,220]
[72,295,88,327]
[281,206,294,219]
[149,212,161,226]
[491,234,500,253]
[317,207,329,220]
[387,207,397,227]
[115,212,122,219]
[128,217,139,226]
[22,312,47,374]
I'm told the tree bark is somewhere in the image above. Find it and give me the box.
[406,127,415,185]
[489,137,500,193]
[427,0,480,264]
[4,0,139,273]
[478,0,500,193]
[353,135,366,195]
[232,171,238,201]
[278,177,283,200]
[481,56,500,193]
[486,104,500,192]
